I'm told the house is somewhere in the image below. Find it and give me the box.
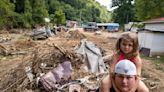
[138,17,164,56]
[66,20,78,29]
[97,23,119,32]
[124,22,138,32]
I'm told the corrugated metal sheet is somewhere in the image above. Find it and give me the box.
[142,17,164,24]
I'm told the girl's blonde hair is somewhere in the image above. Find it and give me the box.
[115,32,139,58]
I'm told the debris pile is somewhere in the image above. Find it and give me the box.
[0,44,8,55]
[0,29,163,92]
[13,40,37,50]
[0,41,107,92]
[0,34,11,43]
[68,30,86,40]
[56,28,69,38]
[0,40,36,56]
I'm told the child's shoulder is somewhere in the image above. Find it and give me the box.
[112,51,120,57]
[112,52,120,61]
[136,54,141,59]
[134,55,142,63]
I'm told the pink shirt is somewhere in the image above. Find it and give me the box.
[118,53,136,63]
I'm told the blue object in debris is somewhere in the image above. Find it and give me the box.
[106,23,119,32]
[97,23,119,32]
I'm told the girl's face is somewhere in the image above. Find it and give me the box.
[120,39,133,54]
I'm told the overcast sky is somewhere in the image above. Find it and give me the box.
[95,0,112,11]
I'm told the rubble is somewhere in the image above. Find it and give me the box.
[0,29,164,92]
[68,30,86,40]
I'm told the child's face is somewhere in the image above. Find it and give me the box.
[120,39,133,54]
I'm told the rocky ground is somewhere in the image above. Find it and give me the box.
[0,29,164,92]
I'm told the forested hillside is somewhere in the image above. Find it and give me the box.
[111,0,164,25]
[0,0,111,29]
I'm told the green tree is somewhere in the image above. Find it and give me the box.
[31,0,49,24]
[61,0,111,23]
[46,0,61,14]
[59,2,78,21]
[99,7,112,22]
[0,0,111,29]
[53,10,66,25]
[95,2,111,23]
[112,0,135,25]
[12,0,32,28]
[61,0,86,9]
[23,0,32,28]
[0,0,15,29]
[135,0,164,21]
[14,0,24,13]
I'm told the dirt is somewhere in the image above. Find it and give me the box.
[0,29,164,92]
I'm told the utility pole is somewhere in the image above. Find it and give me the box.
[79,11,82,26]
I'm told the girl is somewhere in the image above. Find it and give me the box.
[100,32,149,92]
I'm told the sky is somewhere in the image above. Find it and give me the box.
[95,0,112,11]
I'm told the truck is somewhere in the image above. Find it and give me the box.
[83,22,98,31]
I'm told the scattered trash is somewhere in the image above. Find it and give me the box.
[75,39,107,73]
[94,31,101,35]
[149,82,159,90]
[156,56,160,59]
[39,61,72,91]
[0,36,11,43]
[25,66,34,82]
[0,29,162,92]
[69,84,81,92]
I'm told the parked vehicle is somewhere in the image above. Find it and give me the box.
[31,26,48,40]
[83,22,98,31]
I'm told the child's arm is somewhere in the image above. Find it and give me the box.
[100,75,111,92]
[134,55,142,76]
[109,53,118,74]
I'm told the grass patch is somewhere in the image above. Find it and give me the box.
[141,55,164,63]
[141,54,164,71]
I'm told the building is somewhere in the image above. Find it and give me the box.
[138,17,164,56]
[66,20,78,29]
[124,22,138,32]
[97,23,119,32]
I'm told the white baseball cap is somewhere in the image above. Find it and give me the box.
[114,59,137,75]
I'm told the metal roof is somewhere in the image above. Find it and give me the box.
[97,23,119,26]
[142,17,164,24]
[139,28,164,33]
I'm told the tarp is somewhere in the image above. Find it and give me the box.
[75,39,107,73]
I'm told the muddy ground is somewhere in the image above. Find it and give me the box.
[0,29,164,92]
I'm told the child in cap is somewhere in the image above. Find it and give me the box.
[100,32,149,92]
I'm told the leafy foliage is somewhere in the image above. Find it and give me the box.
[112,0,135,25]
[0,0,112,29]
[31,0,49,24]
[0,0,15,29]
[0,0,164,29]
[135,0,164,21]
[53,10,66,25]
